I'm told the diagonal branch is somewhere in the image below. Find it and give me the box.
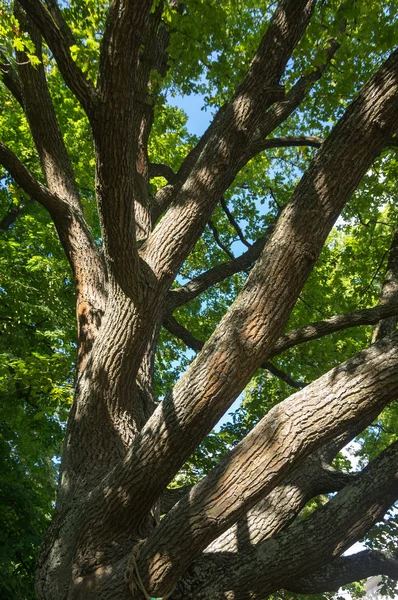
[220,197,251,248]
[0,51,23,106]
[86,48,398,550]
[208,218,235,259]
[17,0,97,114]
[132,335,398,596]
[164,315,306,389]
[270,301,398,358]
[287,550,398,594]
[179,441,398,600]
[145,0,318,283]
[167,230,273,309]
[0,141,65,214]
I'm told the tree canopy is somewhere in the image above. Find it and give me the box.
[0,0,398,599]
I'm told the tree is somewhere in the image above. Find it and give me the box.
[0,0,398,598]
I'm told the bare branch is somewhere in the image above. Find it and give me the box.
[0,51,23,106]
[262,360,307,389]
[17,0,97,114]
[248,135,323,156]
[287,550,398,594]
[168,232,271,308]
[271,301,398,358]
[149,162,176,183]
[208,218,235,259]
[220,197,251,248]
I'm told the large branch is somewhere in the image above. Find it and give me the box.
[83,48,398,550]
[17,0,97,114]
[14,5,80,209]
[153,22,342,221]
[144,0,317,283]
[178,441,398,599]
[0,140,106,366]
[132,334,398,596]
[13,6,107,366]
[287,550,398,595]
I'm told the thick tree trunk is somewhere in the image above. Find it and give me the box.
[1,1,398,599]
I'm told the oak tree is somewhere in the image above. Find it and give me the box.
[1,0,398,598]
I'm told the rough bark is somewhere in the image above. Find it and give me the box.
[1,2,398,599]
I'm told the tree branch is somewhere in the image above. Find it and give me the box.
[178,441,398,599]
[0,51,23,106]
[270,301,398,358]
[208,218,235,259]
[87,49,398,557]
[149,162,176,183]
[167,230,272,309]
[220,197,251,248]
[0,141,65,214]
[133,334,398,596]
[287,550,398,594]
[17,0,97,114]
[248,135,323,156]
[145,0,317,283]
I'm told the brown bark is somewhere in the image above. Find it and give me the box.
[1,2,398,599]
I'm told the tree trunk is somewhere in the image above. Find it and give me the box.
[1,1,398,598]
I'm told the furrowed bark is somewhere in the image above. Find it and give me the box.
[205,400,385,557]
[144,0,317,283]
[13,6,107,366]
[133,334,398,596]
[177,441,398,599]
[93,47,398,540]
[286,550,398,594]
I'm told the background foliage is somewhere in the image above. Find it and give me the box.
[0,0,397,597]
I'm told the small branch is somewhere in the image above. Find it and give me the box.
[208,218,235,259]
[263,360,306,389]
[220,197,251,248]
[248,135,323,157]
[149,162,176,183]
[163,315,204,353]
[168,231,272,309]
[18,0,97,114]
[0,201,26,230]
[270,301,398,358]
[0,51,24,106]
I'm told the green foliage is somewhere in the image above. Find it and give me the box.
[0,0,397,597]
